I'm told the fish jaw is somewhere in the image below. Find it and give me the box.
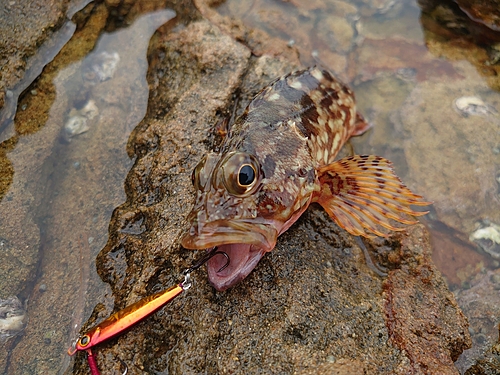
[207,243,266,291]
[181,219,279,291]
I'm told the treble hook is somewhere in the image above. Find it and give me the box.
[85,349,128,375]
[183,246,230,275]
[117,356,128,375]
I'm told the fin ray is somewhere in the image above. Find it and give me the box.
[314,155,430,238]
[324,198,375,237]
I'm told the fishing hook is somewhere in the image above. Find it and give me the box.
[183,246,230,275]
[117,356,128,375]
[85,349,128,375]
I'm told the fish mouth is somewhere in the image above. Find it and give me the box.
[181,220,278,291]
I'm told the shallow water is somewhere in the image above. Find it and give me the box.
[0,0,499,373]
[0,3,176,373]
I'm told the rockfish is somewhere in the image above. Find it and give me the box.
[181,67,429,291]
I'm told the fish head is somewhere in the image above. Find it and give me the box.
[181,149,315,291]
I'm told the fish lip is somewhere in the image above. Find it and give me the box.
[180,219,277,251]
[181,220,278,291]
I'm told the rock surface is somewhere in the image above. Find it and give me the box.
[455,269,500,372]
[455,0,500,31]
[71,11,471,374]
[0,0,69,110]
[0,0,477,373]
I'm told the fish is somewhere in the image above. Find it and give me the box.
[181,66,429,291]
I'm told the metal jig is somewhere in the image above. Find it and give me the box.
[68,248,230,373]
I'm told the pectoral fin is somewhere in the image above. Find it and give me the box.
[313,155,430,238]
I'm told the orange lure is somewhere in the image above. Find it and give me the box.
[67,282,186,356]
[68,248,229,374]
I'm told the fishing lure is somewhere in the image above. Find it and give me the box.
[68,248,229,374]
[182,66,430,291]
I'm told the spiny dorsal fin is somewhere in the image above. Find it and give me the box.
[313,155,431,238]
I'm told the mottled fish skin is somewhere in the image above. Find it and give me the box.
[181,67,429,291]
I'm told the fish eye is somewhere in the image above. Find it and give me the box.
[78,335,90,347]
[222,152,261,196]
[238,164,256,187]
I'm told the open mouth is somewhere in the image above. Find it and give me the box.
[207,243,265,291]
[181,220,278,291]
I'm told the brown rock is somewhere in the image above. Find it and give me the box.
[353,38,460,83]
[383,225,471,374]
[0,0,70,117]
[464,336,500,375]
[455,269,500,372]
[1,3,178,374]
[455,0,500,31]
[418,0,500,91]
[70,14,470,375]
[429,224,490,288]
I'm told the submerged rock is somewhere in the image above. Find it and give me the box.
[0,296,26,342]
[71,12,471,375]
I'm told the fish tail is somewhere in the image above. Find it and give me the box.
[313,155,431,238]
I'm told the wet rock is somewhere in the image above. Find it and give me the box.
[352,37,460,84]
[455,0,500,32]
[382,225,471,373]
[465,345,500,375]
[315,13,356,54]
[360,2,423,43]
[418,0,500,91]
[0,4,106,373]
[0,0,69,110]
[455,269,500,373]
[76,13,471,375]
[428,223,491,288]
[203,0,357,77]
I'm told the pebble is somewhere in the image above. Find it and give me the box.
[453,96,496,117]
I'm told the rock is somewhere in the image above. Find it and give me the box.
[464,336,500,375]
[428,224,490,288]
[196,0,355,77]
[382,225,471,373]
[455,269,500,373]
[455,0,500,32]
[0,0,69,111]
[71,13,471,374]
[352,37,460,84]
[418,0,500,91]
